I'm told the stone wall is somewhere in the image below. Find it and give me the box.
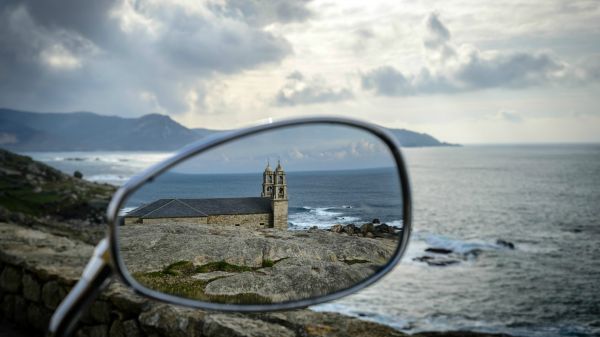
[125,213,273,229]
[207,213,272,229]
[272,200,288,230]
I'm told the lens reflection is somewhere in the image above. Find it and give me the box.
[119,124,404,304]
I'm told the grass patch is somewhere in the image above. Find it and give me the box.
[133,260,273,304]
[293,233,310,238]
[207,293,271,305]
[164,260,196,276]
[133,271,208,299]
[195,261,254,273]
[261,259,275,268]
[343,259,370,265]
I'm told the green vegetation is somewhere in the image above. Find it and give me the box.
[195,261,254,273]
[134,271,208,299]
[343,259,371,265]
[0,149,115,219]
[133,259,273,304]
[261,259,275,268]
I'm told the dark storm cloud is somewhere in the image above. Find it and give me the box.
[362,51,564,96]
[210,0,313,27]
[0,0,310,115]
[274,71,353,106]
[14,0,119,47]
[361,12,596,97]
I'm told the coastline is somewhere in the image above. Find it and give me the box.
[0,221,514,337]
[0,148,519,337]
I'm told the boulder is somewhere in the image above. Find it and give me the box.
[343,224,358,235]
[42,280,67,310]
[374,224,393,234]
[331,224,343,233]
[425,247,453,255]
[203,314,295,337]
[139,303,205,337]
[496,239,515,249]
[22,272,41,302]
[361,223,375,236]
[0,265,22,293]
[90,300,112,324]
[413,256,461,267]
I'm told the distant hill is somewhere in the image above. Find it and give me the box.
[0,109,454,151]
[386,128,454,147]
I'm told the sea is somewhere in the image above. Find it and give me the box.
[26,145,600,337]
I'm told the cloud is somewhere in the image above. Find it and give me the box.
[495,110,523,123]
[361,66,415,96]
[209,0,313,27]
[361,12,598,97]
[288,148,306,160]
[0,0,310,115]
[423,12,451,49]
[274,71,353,106]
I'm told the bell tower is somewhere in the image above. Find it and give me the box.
[270,160,288,229]
[261,161,274,198]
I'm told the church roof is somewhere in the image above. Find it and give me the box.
[126,197,272,219]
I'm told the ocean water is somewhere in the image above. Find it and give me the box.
[122,167,404,229]
[26,145,600,337]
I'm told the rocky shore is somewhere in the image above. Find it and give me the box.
[0,149,515,337]
[0,221,514,337]
[0,149,115,244]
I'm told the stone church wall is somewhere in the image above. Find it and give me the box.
[207,213,272,229]
[124,213,274,229]
[271,201,288,230]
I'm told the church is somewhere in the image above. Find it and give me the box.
[124,162,289,229]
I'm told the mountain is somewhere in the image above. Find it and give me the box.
[387,128,455,147]
[0,109,453,151]
[0,109,203,151]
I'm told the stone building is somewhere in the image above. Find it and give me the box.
[124,162,288,229]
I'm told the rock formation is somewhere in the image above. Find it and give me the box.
[120,223,398,303]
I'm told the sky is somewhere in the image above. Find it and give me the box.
[0,0,599,144]
[171,124,396,174]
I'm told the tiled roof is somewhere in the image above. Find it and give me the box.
[126,197,272,218]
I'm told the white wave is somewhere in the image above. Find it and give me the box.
[311,303,409,330]
[87,174,129,185]
[289,206,360,229]
[402,230,514,267]
[26,151,173,186]
[387,220,404,228]
[417,232,501,254]
[27,151,172,169]
[119,207,136,216]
